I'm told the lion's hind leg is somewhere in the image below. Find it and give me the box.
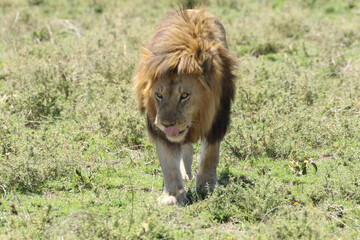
[196,139,220,192]
[155,139,189,205]
[180,143,193,181]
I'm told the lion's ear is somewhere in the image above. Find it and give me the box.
[197,49,212,74]
[197,49,213,87]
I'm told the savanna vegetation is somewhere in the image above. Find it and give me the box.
[0,0,359,239]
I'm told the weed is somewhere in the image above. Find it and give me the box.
[251,42,281,57]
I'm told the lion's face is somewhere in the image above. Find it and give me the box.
[152,73,204,142]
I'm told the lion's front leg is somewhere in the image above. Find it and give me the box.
[155,139,188,205]
[196,139,220,191]
[180,143,193,181]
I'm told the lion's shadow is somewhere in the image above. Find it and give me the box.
[185,169,254,205]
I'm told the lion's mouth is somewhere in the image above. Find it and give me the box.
[163,126,185,136]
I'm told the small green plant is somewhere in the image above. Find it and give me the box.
[27,0,44,6]
[181,0,205,8]
[72,168,94,192]
[251,42,281,57]
[290,157,318,176]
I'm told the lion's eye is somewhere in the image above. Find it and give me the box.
[156,93,163,100]
[180,93,189,101]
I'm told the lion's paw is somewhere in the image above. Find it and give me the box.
[158,195,177,205]
[158,193,189,206]
[196,173,217,192]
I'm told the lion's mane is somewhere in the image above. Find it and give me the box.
[133,7,236,143]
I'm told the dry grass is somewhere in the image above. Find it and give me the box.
[0,0,359,239]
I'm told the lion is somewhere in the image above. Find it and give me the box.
[133,7,236,205]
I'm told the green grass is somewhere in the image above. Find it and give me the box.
[1,0,360,239]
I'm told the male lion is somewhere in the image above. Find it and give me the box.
[133,7,236,205]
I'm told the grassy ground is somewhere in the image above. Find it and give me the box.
[1,0,360,239]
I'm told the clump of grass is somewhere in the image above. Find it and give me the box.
[27,0,44,6]
[0,123,83,192]
[181,0,206,9]
[251,42,282,57]
[195,177,292,223]
[97,109,145,147]
[273,15,310,39]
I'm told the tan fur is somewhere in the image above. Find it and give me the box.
[133,7,237,205]
[133,7,236,143]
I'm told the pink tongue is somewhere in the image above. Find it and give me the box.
[164,126,179,136]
